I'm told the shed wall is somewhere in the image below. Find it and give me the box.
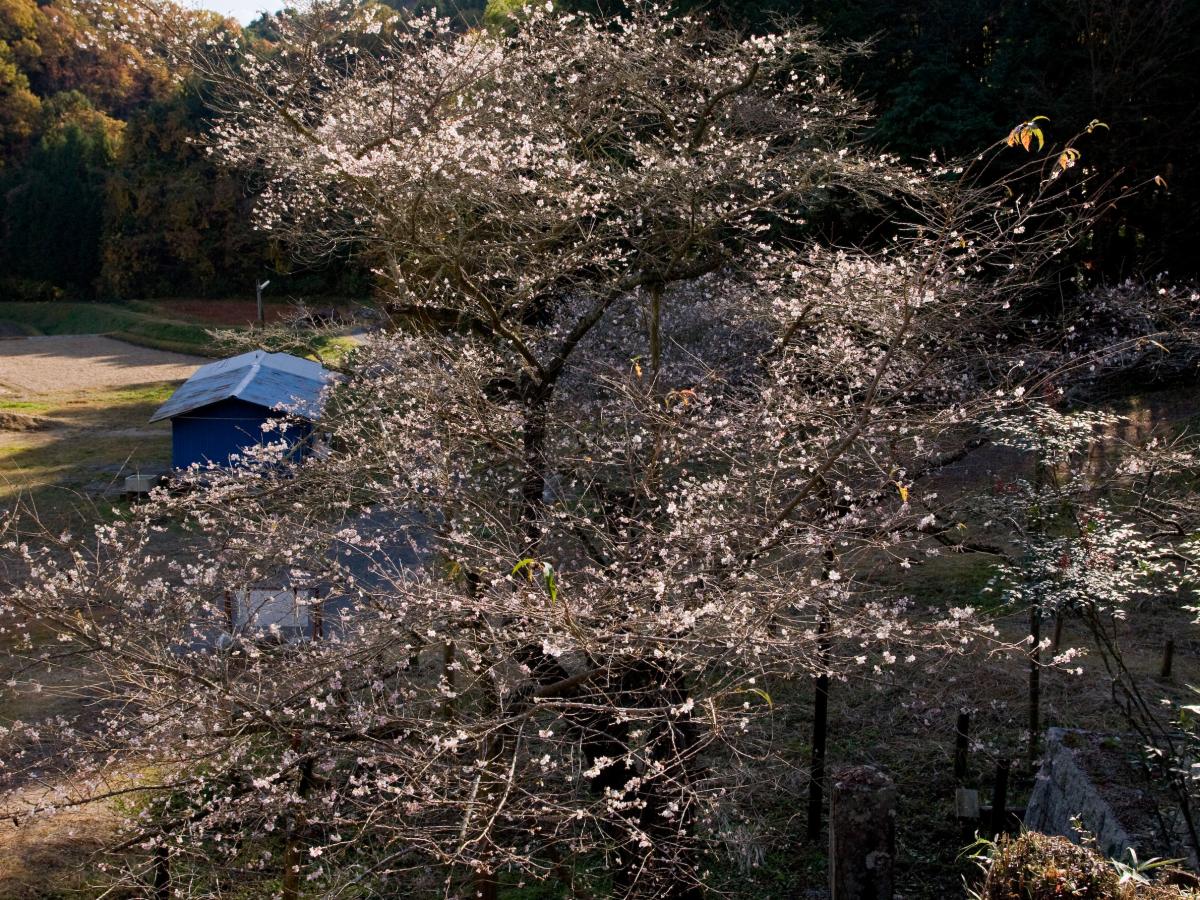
[170,398,312,468]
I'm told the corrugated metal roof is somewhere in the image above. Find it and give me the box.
[150,350,334,423]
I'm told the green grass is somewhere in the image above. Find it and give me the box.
[311,334,358,366]
[0,398,52,413]
[0,301,219,356]
[0,383,177,522]
[0,383,175,416]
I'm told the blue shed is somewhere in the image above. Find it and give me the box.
[150,350,334,469]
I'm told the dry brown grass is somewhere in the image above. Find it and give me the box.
[0,782,123,900]
[979,832,1200,899]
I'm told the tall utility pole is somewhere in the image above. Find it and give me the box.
[256,279,271,328]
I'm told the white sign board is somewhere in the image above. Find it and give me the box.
[235,589,312,632]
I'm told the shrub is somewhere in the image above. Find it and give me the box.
[977,833,1197,900]
[0,277,66,303]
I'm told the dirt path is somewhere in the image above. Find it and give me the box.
[0,335,203,396]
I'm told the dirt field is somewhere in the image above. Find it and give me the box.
[149,297,300,326]
[0,336,194,895]
[0,335,203,396]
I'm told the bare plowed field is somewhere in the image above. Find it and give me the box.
[0,335,203,396]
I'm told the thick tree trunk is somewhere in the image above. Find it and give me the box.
[281,754,314,900]
[520,390,549,553]
[583,663,703,899]
[648,283,663,381]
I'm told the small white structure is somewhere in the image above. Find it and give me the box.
[124,473,162,495]
[231,588,320,641]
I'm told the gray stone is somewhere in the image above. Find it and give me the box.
[829,766,895,900]
[956,787,980,820]
[1024,727,1134,860]
[124,473,162,494]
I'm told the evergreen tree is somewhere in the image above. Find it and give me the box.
[0,106,114,295]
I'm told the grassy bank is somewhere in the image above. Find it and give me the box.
[0,301,217,355]
[0,301,362,362]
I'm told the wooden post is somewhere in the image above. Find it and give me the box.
[224,589,235,632]
[954,712,979,838]
[1028,604,1042,768]
[281,751,313,900]
[954,711,970,783]
[281,823,301,900]
[1028,452,1046,770]
[647,283,663,380]
[311,590,324,641]
[807,613,831,842]
[829,766,896,900]
[1161,639,1175,680]
[153,844,170,900]
[474,872,499,900]
[808,552,836,843]
[989,759,1011,836]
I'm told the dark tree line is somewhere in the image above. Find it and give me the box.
[0,0,368,301]
[569,0,1200,281]
[803,0,1200,281]
[1,0,1196,301]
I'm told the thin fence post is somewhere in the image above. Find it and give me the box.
[807,669,830,841]
[990,759,1011,836]
[1161,639,1175,680]
[807,605,831,842]
[1028,604,1042,769]
[954,711,970,783]
[224,589,234,632]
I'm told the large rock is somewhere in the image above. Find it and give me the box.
[1024,727,1135,860]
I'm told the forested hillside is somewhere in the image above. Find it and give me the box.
[1,0,1196,301]
[0,0,373,300]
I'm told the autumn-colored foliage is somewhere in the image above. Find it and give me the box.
[0,0,357,299]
